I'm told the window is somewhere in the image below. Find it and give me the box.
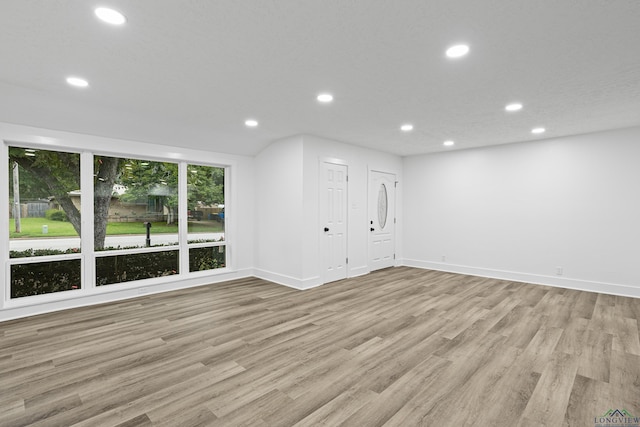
[4,142,230,302]
[187,164,226,272]
[9,147,81,256]
[189,246,225,272]
[11,259,81,298]
[8,146,82,298]
[94,155,180,285]
[378,183,388,228]
[94,156,180,251]
[96,250,179,286]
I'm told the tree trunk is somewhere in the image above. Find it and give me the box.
[56,194,82,237]
[94,157,120,250]
[12,156,82,235]
[166,205,178,225]
[10,153,121,250]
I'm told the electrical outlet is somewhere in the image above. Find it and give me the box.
[441,255,446,262]
[556,267,563,276]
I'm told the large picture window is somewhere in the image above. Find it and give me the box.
[8,147,82,298]
[9,147,81,256]
[187,164,226,272]
[93,156,182,286]
[4,143,230,301]
[94,156,179,251]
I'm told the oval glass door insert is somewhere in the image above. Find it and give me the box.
[378,183,388,228]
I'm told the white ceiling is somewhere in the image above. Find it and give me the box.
[1,1,639,157]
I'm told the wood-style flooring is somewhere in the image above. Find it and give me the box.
[1,267,639,426]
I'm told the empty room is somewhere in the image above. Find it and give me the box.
[1,1,640,426]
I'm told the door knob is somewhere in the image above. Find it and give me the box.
[324,227,330,232]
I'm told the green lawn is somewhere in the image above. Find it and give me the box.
[9,217,222,238]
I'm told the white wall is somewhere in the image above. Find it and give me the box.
[301,135,403,285]
[403,126,640,297]
[254,134,402,289]
[3,124,402,319]
[1,122,255,321]
[10,118,639,321]
[254,136,305,283]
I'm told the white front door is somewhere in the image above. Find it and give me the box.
[369,170,396,271]
[321,162,348,283]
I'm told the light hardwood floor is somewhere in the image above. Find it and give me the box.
[1,267,639,426]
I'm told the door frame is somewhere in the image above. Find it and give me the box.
[319,158,349,285]
[368,168,397,271]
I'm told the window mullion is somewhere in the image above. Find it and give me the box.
[80,151,95,291]
[178,162,188,274]
[0,142,9,307]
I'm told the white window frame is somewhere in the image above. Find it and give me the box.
[1,128,235,310]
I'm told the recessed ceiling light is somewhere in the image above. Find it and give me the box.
[400,124,414,132]
[317,93,334,103]
[505,103,523,112]
[531,127,546,134]
[446,44,469,58]
[66,77,89,88]
[443,140,455,147]
[245,119,258,127]
[94,7,126,25]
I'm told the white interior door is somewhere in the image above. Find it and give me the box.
[369,170,396,271]
[321,162,348,283]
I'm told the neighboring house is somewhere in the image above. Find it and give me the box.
[63,186,167,222]
[46,185,223,223]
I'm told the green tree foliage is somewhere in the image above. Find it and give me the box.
[187,164,224,208]
[9,148,224,250]
[116,161,224,224]
[11,259,81,298]
[45,209,68,221]
[96,251,179,286]
[8,164,50,200]
[9,147,81,236]
[117,159,179,224]
[9,147,120,249]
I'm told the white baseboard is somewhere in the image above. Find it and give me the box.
[256,267,370,290]
[2,267,356,322]
[9,259,637,323]
[253,269,322,290]
[401,258,640,299]
[0,268,254,322]
[348,265,369,278]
